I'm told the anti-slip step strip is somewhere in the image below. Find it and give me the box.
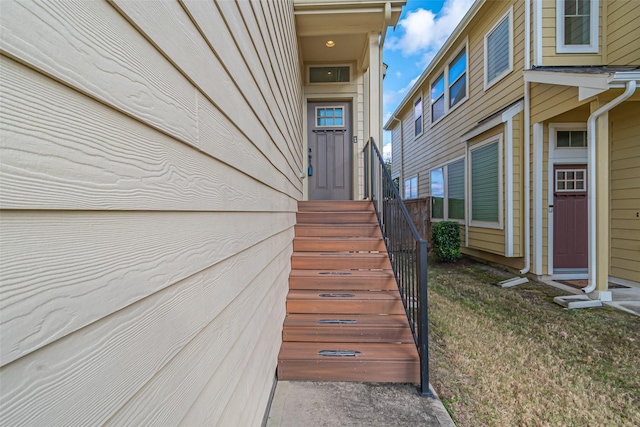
[318,350,362,357]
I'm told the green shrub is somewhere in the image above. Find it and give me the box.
[431,221,461,262]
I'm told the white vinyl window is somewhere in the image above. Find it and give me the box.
[556,0,599,53]
[414,96,423,137]
[469,137,502,228]
[430,42,468,125]
[556,130,587,147]
[484,7,513,89]
[430,159,465,221]
[404,176,418,199]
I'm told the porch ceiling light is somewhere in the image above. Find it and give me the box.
[325,40,335,48]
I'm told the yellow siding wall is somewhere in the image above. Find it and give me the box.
[0,0,302,425]
[399,0,525,198]
[389,0,525,261]
[541,0,604,65]
[610,101,640,282]
[607,0,640,65]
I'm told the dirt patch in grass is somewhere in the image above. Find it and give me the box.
[427,258,640,426]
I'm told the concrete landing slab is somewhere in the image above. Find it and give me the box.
[266,381,454,427]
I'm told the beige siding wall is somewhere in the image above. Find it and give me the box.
[610,101,640,282]
[607,0,640,65]
[541,0,604,66]
[0,1,302,425]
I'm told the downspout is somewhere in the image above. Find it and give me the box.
[584,80,637,294]
[520,0,531,275]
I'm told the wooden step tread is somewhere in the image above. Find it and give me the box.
[279,342,419,361]
[286,290,405,315]
[298,201,373,212]
[291,252,391,270]
[289,269,397,291]
[295,224,382,237]
[283,314,414,343]
[277,342,420,383]
[296,212,377,224]
[293,236,386,252]
[287,290,402,301]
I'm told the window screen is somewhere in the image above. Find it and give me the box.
[486,16,510,83]
[471,142,499,222]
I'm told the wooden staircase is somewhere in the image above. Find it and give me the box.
[277,201,420,383]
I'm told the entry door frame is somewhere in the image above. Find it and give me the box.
[304,97,357,201]
[547,123,589,277]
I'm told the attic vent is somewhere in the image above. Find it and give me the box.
[309,66,350,83]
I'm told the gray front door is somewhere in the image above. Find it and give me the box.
[307,102,352,200]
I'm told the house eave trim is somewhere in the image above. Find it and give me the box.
[459,100,523,142]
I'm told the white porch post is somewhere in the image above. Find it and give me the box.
[368,32,381,147]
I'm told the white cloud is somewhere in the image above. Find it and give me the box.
[395,71,402,78]
[398,75,420,95]
[383,142,392,162]
[387,0,475,65]
[383,111,392,124]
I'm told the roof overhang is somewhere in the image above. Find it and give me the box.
[523,68,640,101]
[294,0,405,66]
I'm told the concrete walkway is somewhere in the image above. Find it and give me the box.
[544,278,640,316]
[266,381,455,427]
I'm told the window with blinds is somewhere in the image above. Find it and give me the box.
[485,8,512,88]
[471,141,500,224]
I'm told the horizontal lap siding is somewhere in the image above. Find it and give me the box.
[0,0,301,425]
[540,0,603,65]
[610,102,640,282]
[607,1,640,65]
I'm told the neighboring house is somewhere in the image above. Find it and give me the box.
[0,1,404,425]
[385,0,640,299]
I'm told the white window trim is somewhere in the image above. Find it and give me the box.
[484,7,514,90]
[430,39,469,126]
[413,93,424,138]
[468,135,503,230]
[547,123,589,275]
[429,156,466,224]
[404,176,418,199]
[314,106,346,128]
[307,63,352,85]
[556,0,599,54]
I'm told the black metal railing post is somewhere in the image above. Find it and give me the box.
[364,138,432,397]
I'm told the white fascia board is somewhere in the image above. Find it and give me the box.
[523,70,611,89]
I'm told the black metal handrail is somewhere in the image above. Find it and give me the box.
[364,138,431,397]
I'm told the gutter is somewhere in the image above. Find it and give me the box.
[389,116,403,187]
[584,80,637,294]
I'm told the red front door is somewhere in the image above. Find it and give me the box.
[553,165,588,269]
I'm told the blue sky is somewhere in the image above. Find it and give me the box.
[382,0,475,155]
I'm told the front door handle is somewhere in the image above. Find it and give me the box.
[308,148,313,177]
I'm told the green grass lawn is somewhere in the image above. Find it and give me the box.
[427,258,640,426]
